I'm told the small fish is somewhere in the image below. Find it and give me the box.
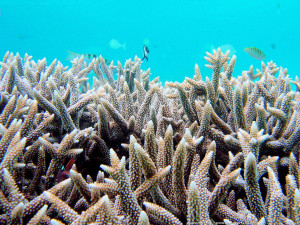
[17,34,29,40]
[219,44,237,56]
[244,47,266,60]
[56,158,75,182]
[66,51,111,64]
[109,39,126,50]
[142,45,149,61]
[209,44,237,56]
[271,43,276,49]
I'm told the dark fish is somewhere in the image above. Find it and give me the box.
[244,47,266,60]
[56,158,75,182]
[142,45,149,61]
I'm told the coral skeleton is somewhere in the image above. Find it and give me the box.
[0,49,299,224]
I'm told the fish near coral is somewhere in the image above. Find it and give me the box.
[56,158,75,182]
[244,47,266,60]
[142,45,150,61]
[66,50,111,64]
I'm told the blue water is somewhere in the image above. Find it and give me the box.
[1,0,299,83]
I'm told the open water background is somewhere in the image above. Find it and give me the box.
[0,0,299,83]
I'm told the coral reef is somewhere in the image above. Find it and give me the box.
[0,49,300,224]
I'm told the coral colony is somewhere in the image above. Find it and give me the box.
[0,48,299,225]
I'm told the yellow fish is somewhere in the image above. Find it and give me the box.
[244,47,266,60]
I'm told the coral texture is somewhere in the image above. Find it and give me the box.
[0,49,299,224]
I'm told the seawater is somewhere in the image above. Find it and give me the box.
[0,0,299,83]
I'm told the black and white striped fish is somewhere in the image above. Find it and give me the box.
[142,45,149,61]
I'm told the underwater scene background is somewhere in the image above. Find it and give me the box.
[1,0,299,83]
[2,0,300,224]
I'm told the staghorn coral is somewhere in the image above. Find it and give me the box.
[0,49,300,225]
